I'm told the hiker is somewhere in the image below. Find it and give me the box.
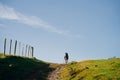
[64,52,69,64]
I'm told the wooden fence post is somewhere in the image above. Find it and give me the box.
[14,40,17,55]
[30,47,34,58]
[22,44,24,56]
[30,46,32,58]
[25,45,28,57]
[19,42,21,56]
[28,46,30,57]
[9,39,12,55]
[4,38,7,56]
[31,47,34,58]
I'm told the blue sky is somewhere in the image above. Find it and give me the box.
[0,0,120,63]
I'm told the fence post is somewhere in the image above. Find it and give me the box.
[4,38,7,56]
[28,46,30,57]
[29,46,34,58]
[31,47,34,58]
[19,42,21,56]
[25,45,28,57]
[9,39,12,55]
[14,40,17,55]
[22,44,24,56]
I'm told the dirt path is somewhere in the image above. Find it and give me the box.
[47,65,65,80]
[26,64,65,80]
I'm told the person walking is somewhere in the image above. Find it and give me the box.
[64,52,69,64]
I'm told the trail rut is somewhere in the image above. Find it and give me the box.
[47,65,64,80]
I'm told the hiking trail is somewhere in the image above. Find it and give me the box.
[47,65,65,80]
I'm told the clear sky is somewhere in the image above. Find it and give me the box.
[0,0,120,63]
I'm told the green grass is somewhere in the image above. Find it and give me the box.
[0,53,58,80]
[1,53,120,80]
[59,58,120,80]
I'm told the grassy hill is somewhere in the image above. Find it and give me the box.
[0,53,120,80]
[0,53,59,80]
[59,58,120,80]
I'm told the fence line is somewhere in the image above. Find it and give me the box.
[1,38,34,58]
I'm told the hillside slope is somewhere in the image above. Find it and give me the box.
[59,58,120,80]
[1,53,120,80]
[0,54,58,80]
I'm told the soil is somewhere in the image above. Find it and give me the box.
[47,65,65,80]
